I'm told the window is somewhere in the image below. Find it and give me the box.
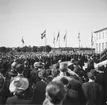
[96,33,98,39]
[102,43,104,51]
[106,42,107,48]
[96,43,98,52]
[102,32,104,39]
[99,33,101,39]
[99,43,101,53]
[106,31,107,38]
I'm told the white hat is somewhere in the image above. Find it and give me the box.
[9,76,29,93]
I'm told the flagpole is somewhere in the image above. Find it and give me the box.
[65,30,67,48]
[53,33,55,51]
[45,31,47,52]
[59,31,60,48]
[22,36,24,47]
[91,32,93,49]
[78,32,80,48]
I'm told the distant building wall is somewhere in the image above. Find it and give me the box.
[93,27,107,53]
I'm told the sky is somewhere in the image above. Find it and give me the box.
[0,0,107,48]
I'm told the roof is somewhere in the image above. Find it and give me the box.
[94,27,107,33]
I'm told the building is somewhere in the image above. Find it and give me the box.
[93,27,107,53]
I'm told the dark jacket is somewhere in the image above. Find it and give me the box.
[31,80,47,104]
[6,95,31,105]
[82,81,103,105]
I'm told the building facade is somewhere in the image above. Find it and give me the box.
[93,27,107,53]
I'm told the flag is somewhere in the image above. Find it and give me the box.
[56,31,60,42]
[63,34,66,41]
[53,36,55,43]
[78,32,80,41]
[91,33,94,46]
[41,30,46,39]
[21,37,24,44]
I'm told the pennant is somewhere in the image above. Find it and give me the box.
[21,37,24,44]
[63,34,66,41]
[78,32,80,41]
[53,36,55,43]
[41,30,46,39]
[56,31,60,42]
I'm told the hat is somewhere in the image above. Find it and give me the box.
[33,62,43,68]
[70,59,74,63]
[59,62,68,72]
[11,62,17,68]
[15,64,24,74]
[38,70,47,79]
[9,76,29,93]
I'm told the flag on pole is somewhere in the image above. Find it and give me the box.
[63,34,66,41]
[78,32,80,41]
[41,30,46,39]
[21,37,24,44]
[56,31,60,42]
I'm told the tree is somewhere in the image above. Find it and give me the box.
[45,45,52,52]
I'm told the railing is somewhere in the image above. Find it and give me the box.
[100,48,107,61]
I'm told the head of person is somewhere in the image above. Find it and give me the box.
[33,62,43,70]
[45,81,66,105]
[11,62,17,71]
[46,75,53,84]
[70,59,75,64]
[38,69,47,80]
[60,77,69,86]
[87,69,97,81]
[9,76,29,97]
[15,64,24,74]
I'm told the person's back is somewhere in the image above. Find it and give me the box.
[31,80,47,104]
[6,93,31,105]
[82,81,103,105]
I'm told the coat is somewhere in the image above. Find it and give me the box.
[82,81,103,105]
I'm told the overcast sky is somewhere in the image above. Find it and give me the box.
[0,0,107,48]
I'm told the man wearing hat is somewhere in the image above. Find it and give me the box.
[82,69,103,105]
[31,69,47,105]
[53,62,79,81]
[30,61,44,84]
[68,59,75,71]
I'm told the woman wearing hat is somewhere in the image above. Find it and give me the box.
[6,75,31,105]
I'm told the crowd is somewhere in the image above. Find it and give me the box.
[0,52,106,105]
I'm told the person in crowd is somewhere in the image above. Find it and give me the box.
[68,59,75,71]
[82,69,103,105]
[23,60,31,79]
[0,73,7,104]
[43,81,67,105]
[31,69,47,105]
[6,76,30,105]
[30,61,44,85]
